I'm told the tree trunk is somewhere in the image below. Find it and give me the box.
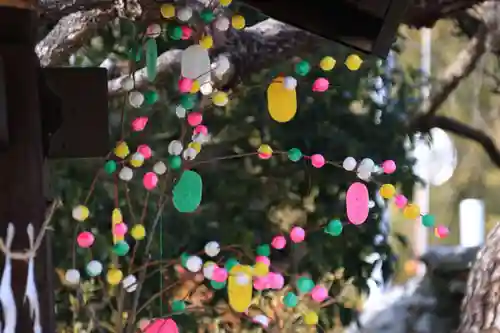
[458,223,500,333]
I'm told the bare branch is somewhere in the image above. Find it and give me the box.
[36,9,115,67]
[422,24,488,117]
[414,114,500,167]
[108,19,322,96]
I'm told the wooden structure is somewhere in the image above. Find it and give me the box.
[0,4,108,333]
[241,0,411,58]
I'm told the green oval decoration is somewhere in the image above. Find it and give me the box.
[172,170,202,213]
[145,38,157,82]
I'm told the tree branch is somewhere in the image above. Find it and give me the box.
[422,23,488,117]
[36,9,115,67]
[414,114,500,167]
[107,19,321,96]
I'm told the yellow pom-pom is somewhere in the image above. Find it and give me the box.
[320,56,336,71]
[188,142,201,153]
[72,205,89,222]
[231,15,245,30]
[129,154,145,168]
[345,54,363,71]
[160,4,175,18]
[258,144,273,158]
[219,0,232,6]
[131,224,146,240]
[212,91,228,106]
[107,268,123,285]
[379,184,396,199]
[114,141,129,159]
[303,311,318,325]
[403,204,420,220]
[199,35,213,49]
[112,208,123,224]
[253,262,269,277]
[190,80,200,93]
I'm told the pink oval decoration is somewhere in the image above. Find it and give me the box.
[144,318,179,333]
[346,182,369,225]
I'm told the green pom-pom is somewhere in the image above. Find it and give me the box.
[256,244,271,257]
[283,292,298,307]
[422,214,435,227]
[144,90,159,105]
[169,26,183,40]
[210,280,226,290]
[112,241,130,256]
[200,9,215,23]
[325,219,343,236]
[104,160,117,174]
[296,276,315,293]
[294,60,310,76]
[287,148,302,162]
[172,170,203,213]
[180,94,197,110]
[225,258,239,272]
[180,252,190,267]
[171,300,186,312]
[168,155,182,169]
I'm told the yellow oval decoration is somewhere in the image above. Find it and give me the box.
[228,265,252,312]
[267,77,297,123]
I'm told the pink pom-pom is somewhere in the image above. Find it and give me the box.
[77,231,95,248]
[311,285,328,302]
[394,194,408,208]
[382,160,396,174]
[268,272,285,290]
[181,26,193,40]
[253,277,268,290]
[271,236,286,249]
[187,112,203,126]
[131,117,148,131]
[178,77,193,93]
[312,77,329,92]
[435,225,449,239]
[290,226,305,243]
[137,144,152,159]
[212,267,228,282]
[143,172,158,190]
[194,125,208,135]
[310,154,325,168]
[255,256,271,266]
[114,223,128,236]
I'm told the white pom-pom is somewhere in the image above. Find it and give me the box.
[128,91,144,108]
[214,16,230,31]
[122,274,138,292]
[204,241,220,257]
[186,256,203,272]
[86,260,103,277]
[146,24,162,38]
[153,161,167,175]
[183,147,197,160]
[357,170,371,181]
[175,105,187,118]
[177,7,193,21]
[121,77,134,91]
[168,140,183,155]
[342,157,357,171]
[119,167,133,181]
[253,314,270,327]
[65,269,80,285]
[358,158,375,172]
[213,55,231,78]
[203,262,217,279]
[283,76,297,90]
[200,83,213,96]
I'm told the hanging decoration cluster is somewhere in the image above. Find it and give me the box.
[65,0,448,331]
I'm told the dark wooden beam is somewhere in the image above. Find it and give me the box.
[0,7,54,333]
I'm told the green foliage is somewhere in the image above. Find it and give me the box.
[50,15,420,332]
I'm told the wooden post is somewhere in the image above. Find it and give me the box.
[0,5,54,333]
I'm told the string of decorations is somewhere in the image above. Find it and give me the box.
[64,0,446,331]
